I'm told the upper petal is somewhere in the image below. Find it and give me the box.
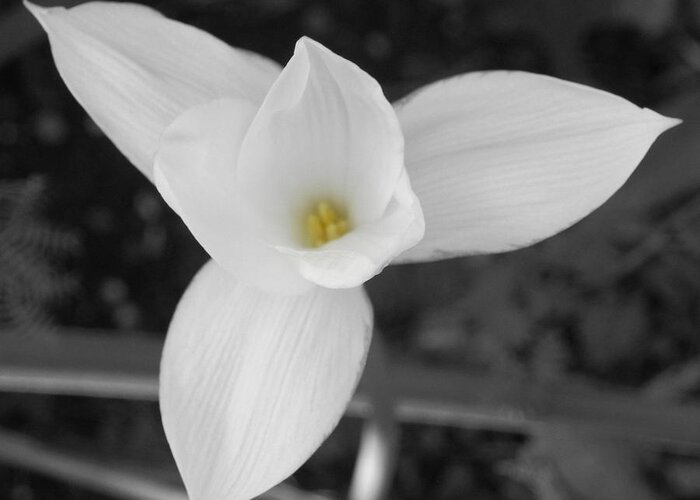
[232,37,423,288]
[394,71,680,262]
[156,38,424,292]
[26,1,280,180]
[154,98,312,294]
[236,37,405,228]
[159,261,372,500]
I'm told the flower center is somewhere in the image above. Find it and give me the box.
[305,200,350,248]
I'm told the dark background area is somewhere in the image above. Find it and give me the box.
[1,0,700,498]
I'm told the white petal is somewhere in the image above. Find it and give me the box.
[160,261,372,500]
[232,37,424,288]
[154,99,312,294]
[26,1,280,180]
[237,37,404,226]
[394,71,680,262]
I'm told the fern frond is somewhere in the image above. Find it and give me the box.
[0,176,79,337]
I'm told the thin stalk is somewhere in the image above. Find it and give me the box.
[0,428,187,500]
[2,329,700,450]
[0,427,333,500]
[349,334,400,500]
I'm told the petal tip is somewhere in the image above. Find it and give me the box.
[294,36,311,53]
[295,35,326,59]
[642,107,682,133]
[296,35,318,48]
[24,1,59,23]
[661,115,683,131]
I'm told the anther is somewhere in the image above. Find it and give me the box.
[304,200,350,247]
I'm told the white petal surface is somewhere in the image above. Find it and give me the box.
[160,261,372,500]
[237,37,404,226]
[154,99,312,294]
[394,71,680,262]
[26,1,280,180]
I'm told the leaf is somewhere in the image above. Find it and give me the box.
[578,292,649,373]
[644,357,700,402]
[521,429,658,500]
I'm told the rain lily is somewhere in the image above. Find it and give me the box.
[27,1,678,499]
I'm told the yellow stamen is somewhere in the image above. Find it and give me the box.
[306,214,325,245]
[318,201,337,225]
[304,200,350,247]
[335,219,348,234]
[325,223,341,241]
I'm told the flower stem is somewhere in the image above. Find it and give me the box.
[349,333,400,500]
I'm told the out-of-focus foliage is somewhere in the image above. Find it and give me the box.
[513,430,657,500]
[0,176,79,337]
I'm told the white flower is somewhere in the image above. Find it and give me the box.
[27,2,678,499]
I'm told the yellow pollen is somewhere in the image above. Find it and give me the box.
[305,200,350,247]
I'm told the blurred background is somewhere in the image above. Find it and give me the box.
[1,0,700,498]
